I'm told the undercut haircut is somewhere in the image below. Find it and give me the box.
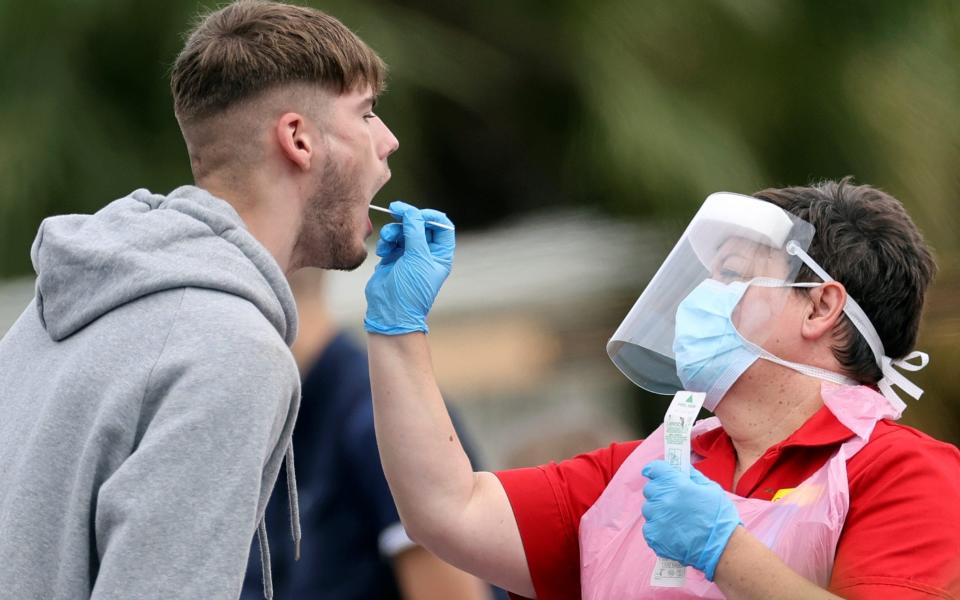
[171,0,386,123]
[754,177,937,384]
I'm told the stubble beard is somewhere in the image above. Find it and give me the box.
[293,156,369,271]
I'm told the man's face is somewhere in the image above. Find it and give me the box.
[295,85,399,270]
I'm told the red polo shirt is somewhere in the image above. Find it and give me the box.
[496,406,960,599]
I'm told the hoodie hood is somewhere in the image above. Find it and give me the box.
[30,186,297,344]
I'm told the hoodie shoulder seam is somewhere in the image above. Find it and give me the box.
[136,289,188,431]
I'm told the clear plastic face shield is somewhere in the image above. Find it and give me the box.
[607,192,930,414]
[607,192,814,410]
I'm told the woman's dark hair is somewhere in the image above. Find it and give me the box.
[754,177,936,383]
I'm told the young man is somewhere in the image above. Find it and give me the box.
[0,2,395,598]
[363,182,960,599]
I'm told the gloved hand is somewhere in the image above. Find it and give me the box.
[641,460,742,581]
[364,201,455,335]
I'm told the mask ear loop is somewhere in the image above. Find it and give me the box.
[785,240,928,415]
[734,277,860,388]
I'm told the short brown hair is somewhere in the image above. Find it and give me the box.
[171,0,386,122]
[754,178,936,383]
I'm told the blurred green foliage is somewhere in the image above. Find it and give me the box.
[0,0,957,441]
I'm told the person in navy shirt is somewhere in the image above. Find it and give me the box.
[242,268,500,600]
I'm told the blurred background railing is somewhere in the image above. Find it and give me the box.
[1,0,957,458]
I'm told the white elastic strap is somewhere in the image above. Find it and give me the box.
[876,379,908,416]
[891,350,929,373]
[877,351,929,412]
[742,337,860,388]
[748,277,820,290]
[737,277,860,388]
[785,241,833,282]
[765,352,859,387]
[785,242,885,366]
[785,241,929,412]
[836,296,884,367]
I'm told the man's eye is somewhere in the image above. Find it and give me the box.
[363,112,377,121]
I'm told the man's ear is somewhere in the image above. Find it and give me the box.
[801,281,847,341]
[275,112,316,171]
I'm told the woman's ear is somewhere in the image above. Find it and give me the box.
[801,281,847,341]
[275,112,314,171]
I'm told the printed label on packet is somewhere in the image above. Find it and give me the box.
[650,391,706,588]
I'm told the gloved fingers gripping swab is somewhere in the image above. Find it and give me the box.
[369,204,455,231]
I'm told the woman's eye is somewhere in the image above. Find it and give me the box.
[718,268,744,281]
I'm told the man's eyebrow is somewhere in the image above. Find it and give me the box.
[360,95,378,110]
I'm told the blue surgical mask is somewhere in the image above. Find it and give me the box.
[673,279,757,411]
[673,277,858,411]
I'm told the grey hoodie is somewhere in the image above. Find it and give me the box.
[0,186,301,599]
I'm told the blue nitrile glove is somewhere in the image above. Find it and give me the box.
[641,460,742,581]
[364,201,455,335]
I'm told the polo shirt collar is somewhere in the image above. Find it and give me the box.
[690,404,856,493]
[693,404,855,457]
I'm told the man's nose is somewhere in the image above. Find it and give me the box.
[378,121,399,159]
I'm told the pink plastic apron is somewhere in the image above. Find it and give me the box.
[579,384,900,599]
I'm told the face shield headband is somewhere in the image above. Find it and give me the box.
[785,241,928,416]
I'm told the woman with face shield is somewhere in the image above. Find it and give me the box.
[362,181,960,600]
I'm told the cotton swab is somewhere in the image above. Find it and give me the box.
[369,204,455,231]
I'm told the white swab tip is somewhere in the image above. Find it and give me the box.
[368,204,455,231]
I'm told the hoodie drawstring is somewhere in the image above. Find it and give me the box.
[257,518,273,600]
[285,443,302,561]
[257,442,302,600]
